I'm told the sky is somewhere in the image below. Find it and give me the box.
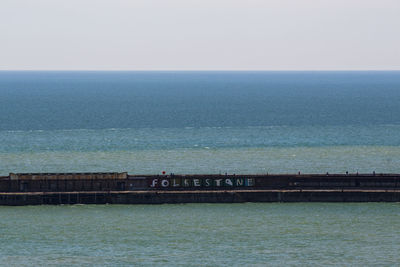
[0,0,399,70]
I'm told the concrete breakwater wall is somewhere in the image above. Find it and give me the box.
[0,172,399,205]
[0,190,400,205]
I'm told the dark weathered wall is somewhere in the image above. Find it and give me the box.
[0,177,148,192]
[0,174,399,193]
[1,190,399,205]
[9,172,127,180]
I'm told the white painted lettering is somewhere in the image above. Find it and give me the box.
[214,179,222,186]
[246,178,254,187]
[172,179,180,187]
[225,179,233,186]
[236,178,244,186]
[161,179,170,187]
[183,179,191,187]
[193,179,201,187]
[150,179,158,187]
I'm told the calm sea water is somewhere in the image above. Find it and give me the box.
[1,71,400,265]
[0,71,400,175]
[0,203,399,266]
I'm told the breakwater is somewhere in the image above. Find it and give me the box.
[0,172,399,205]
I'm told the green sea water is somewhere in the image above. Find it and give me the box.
[1,71,400,265]
[1,145,400,175]
[1,203,399,266]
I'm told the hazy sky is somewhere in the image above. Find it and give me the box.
[1,0,399,70]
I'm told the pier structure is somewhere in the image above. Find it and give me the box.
[0,172,399,205]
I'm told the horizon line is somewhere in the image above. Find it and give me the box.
[1,69,400,72]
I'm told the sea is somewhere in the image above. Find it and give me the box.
[0,71,399,266]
